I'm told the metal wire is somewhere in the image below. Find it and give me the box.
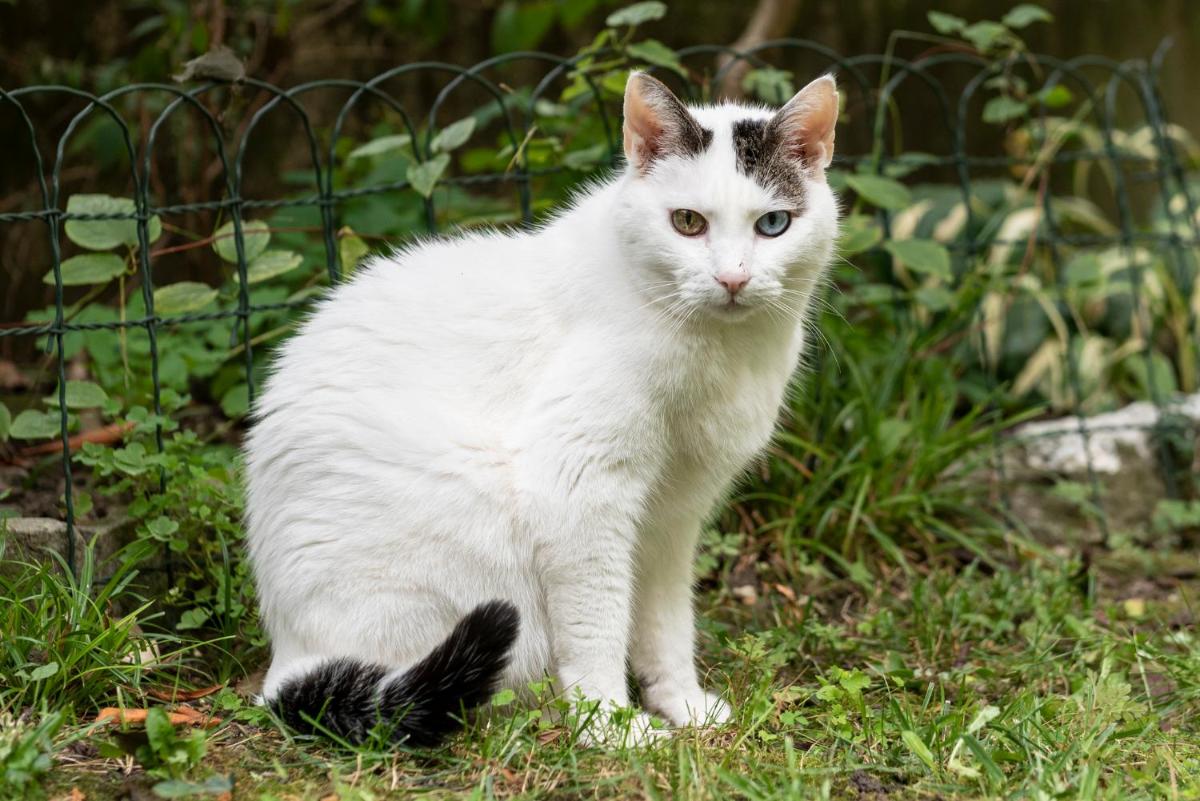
[0,41,1196,575]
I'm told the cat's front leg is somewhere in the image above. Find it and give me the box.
[516,346,667,745]
[631,522,732,728]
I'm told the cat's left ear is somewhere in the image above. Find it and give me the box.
[623,72,710,172]
[770,74,839,172]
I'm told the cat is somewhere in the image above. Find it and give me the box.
[244,70,839,746]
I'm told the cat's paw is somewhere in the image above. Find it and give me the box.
[576,709,670,748]
[642,684,732,728]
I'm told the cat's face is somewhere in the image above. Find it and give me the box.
[615,73,840,324]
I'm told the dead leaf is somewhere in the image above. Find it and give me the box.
[94,705,221,729]
[173,45,246,83]
[148,683,224,702]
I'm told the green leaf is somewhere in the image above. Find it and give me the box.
[606,1,666,27]
[347,134,412,161]
[44,380,108,409]
[431,117,477,153]
[338,227,370,275]
[837,669,871,694]
[407,153,451,198]
[245,250,303,284]
[838,214,883,256]
[962,21,1011,52]
[212,219,270,263]
[144,707,173,753]
[1002,3,1053,28]
[982,96,1028,124]
[877,418,913,457]
[9,409,62,440]
[1064,253,1103,286]
[151,776,233,799]
[884,239,952,279]
[43,253,126,286]
[153,282,218,315]
[29,662,59,682]
[491,0,558,52]
[1038,84,1073,108]
[845,174,912,210]
[742,68,795,105]
[63,194,162,250]
[0,403,10,441]
[176,608,211,631]
[146,516,179,540]
[927,10,967,35]
[901,729,936,770]
[491,688,517,707]
[626,40,683,73]
[563,143,610,171]
[220,384,249,419]
[914,286,953,312]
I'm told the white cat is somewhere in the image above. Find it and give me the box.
[244,70,839,746]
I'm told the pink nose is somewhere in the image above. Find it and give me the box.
[716,272,750,296]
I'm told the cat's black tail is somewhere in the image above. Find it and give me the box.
[272,600,520,747]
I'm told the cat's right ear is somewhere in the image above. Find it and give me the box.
[622,72,710,173]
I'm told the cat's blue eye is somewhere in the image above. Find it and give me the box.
[755,211,791,237]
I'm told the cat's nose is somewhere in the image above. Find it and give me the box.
[716,271,750,296]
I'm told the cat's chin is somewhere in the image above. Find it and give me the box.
[703,299,761,323]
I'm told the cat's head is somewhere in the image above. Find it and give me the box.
[614,72,840,324]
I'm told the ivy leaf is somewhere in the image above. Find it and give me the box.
[1002,4,1053,29]
[347,134,412,161]
[244,250,303,284]
[982,96,1028,124]
[43,253,126,286]
[64,194,162,250]
[338,227,370,275]
[431,117,477,153]
[153,282,218,315]
[407,153,451,198]
[626,40,683,74]
[146,516,179,540]
[9,409,62,440]
[884,239,952,279]
[927,11,967,35]
[845,174,912,210]
[0,403,10,441]
[212,220,270,263]
[838,214,883,256]
[44,380,108,409]
[606,1,666,27]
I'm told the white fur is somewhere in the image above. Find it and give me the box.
[244,83,839,738]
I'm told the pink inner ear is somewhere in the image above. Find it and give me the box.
[624,77,668,164]
[777,77,839,169]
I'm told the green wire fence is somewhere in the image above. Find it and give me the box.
[1,40,1198,575]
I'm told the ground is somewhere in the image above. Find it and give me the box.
[26,541,1200,801]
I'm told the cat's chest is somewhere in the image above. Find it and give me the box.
[656,338,796,469]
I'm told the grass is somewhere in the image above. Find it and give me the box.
[6,553,1196,800]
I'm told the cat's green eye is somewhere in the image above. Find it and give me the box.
[755,210,792,237]
[671,209,708,237]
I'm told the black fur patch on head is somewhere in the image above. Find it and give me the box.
[731,117,806,208]
[273,600,520,747]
